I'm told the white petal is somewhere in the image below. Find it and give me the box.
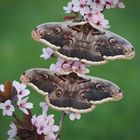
[47,115,55,126]
[80,6,90,16]
[52,125,59,132]
[106,4,111,9]
[118,2,125,8]
[72,0,80,5]
[43,126,50,135]
[49,64,56,71]
[20,108,29,115]
[40,48,53,60]
[0,103,5,109]
[69,113,76,121]
[25,102,33,109]
[10,105,15,112]
[46,132,56,140]
[5,100,12,106]
[3,109,8,115]
[37,127,43,135]
[20,83,26,90]
[63,2,73,13]
[40,102,48,114]
[0,84,4,92]
[72,5,80,12]
[113,0,119,5]
[7,111,13,116]
[7,123,17,138]
[12,81,21,93]
[22,89,30,95]
[75,113,81,120]
[31,114,37,125]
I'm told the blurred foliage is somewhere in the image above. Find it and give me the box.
[0,0,140,140]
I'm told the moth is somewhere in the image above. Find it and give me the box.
[32,21,135,65]
[20,68,123,113]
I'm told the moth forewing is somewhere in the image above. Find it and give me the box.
[39,39,61,50]
[28,83,49,96]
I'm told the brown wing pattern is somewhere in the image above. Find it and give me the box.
[21,68,123,113]
[32,22,135,65]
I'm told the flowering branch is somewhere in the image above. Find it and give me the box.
[0,0,127,140]
[63,0,125,29]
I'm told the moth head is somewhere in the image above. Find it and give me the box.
[97,30,135,60]
[68,72,79,83]
[90,79,123,104]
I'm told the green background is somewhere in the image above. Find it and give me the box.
[0,0,139,140]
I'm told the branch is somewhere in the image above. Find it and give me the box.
[56,112,66,140]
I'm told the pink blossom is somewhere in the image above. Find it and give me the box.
[35,115,50,135]
[63,0,125,29]
[7,123,17,139]
[50,58,89,74]
[40,48,54,60]
[91,0,105,12]
[17,97,33,115]
[85,12,110,29]
[0,100,15,116]
[63,2,73,13]
[72,0,90,16]
[50,58,64,72]
[86,0,93,6]
[32,114,59,136]
[13,81,30,99]
[92,3,104,12]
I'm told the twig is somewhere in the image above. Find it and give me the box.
[56,112,66,140]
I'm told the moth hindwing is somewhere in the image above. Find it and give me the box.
[32,21,135,65]
[21,68,123,113]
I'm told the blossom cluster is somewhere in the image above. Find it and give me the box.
[0,81,59,139]
[50,58,89,74]
[41,48,90,74]
[0,81,33,116]
[7,102,59,140]
[63,0,125,29]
